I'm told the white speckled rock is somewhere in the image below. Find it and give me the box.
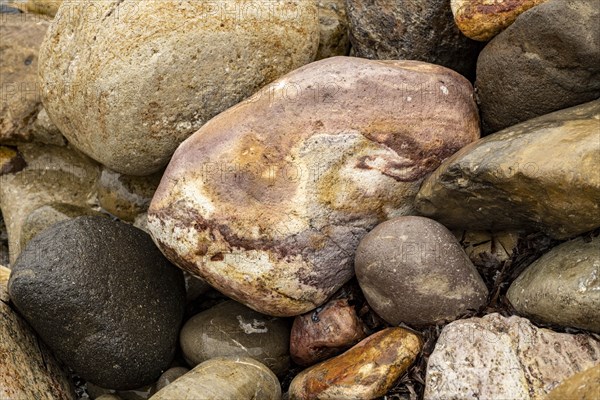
[39,0,319,175]
[148,56,480,317]
[424,313,600,400]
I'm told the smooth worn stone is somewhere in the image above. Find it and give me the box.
[290,298,367,366]
[355,216,488,327]
[476,0,600,133]
[289,327,422,400]
[0,285,75,400]
[180,300,291,375]
[507,235,600,332]
[152,367,190,394]
[98,168,162,222]
[546,365,600,400]
[0,146,26,175]
[451,0,548,41]
[345,0,481,78]
[20,203,103,250]
[316,0,350,59]
[416,100,600,239]
[148,56,480,317]
[8,216,186,390]
[424,313,600,400]
[0,14,55,143]
[8,0,62,16]
[151,357,281,400]
[39,1,319,175]
[0,143,99,263]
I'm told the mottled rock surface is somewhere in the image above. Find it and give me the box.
[39,0,320,175]
[180,300,291,375]
[424,313,600,399]
[0,285,75,400]
[546,365,600,400]
[151,357,281,400]
[148,56,480,317]
[355,216,488,327]
[476,0,600,133]
[316,0,349,59]
[416,100,600,239]
[8,216,186,389]
[345,0,481,78]
[451,0,547,41]
[289,328,422,400]
[508,235,600,333]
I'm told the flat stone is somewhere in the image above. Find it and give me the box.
[508,235,600,332]
[416,100,600,239]
[424,313,600,399]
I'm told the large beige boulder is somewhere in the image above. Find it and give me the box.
[39,0,320,175]
[148,57,480,316]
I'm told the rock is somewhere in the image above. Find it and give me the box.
[355,216,488,327]
[184,272,213,303]
[458,230,520,264]
[96,396,123,400]
[289,327,422,400]
[151,357,281,400]
[20,202,103,250]
[424,313,600,400]
[290,298,367,366]
[0,13,54,143]
[476,0,600,133]
[39,1,319,175]
[546,365,600,400]
[148,56,480,317]
[316,0,349,59]
[180,300,291,375]
[0,285,75,399]
[86,383,152,400]
[345,0,481,78]
[8,216,186,389]
[152,367,189,394]
[451,0,547,41]
[0,146,26,175]
[97,168,162,222]
[0,265,9,286]
[8,0,62,16]
[507,235,600,332]
[415,100,600,239]
[30,108,66,146]
[0,143,99,263]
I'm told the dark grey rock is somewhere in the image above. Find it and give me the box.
[476,0,600,133]
[8,216,186,390]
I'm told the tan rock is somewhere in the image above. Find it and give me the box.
[0,265,9,287]
[8,0,62,16]
[0,146,26,175]
[148,56,480,317]
[424,313,600,400]
[316,0,350,59]
[416,100,600,239]
[545,365,600,400]
[39,0,320,175]
[289,327,422,399]
[0,285,75,400]
[451,0,548,41]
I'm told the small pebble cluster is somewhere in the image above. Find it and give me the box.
[0,0,599,399]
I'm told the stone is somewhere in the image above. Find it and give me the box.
[0,264,9,286]
[152,367,189,394]
[30,108,66,146]
[148,56,480,317]
[8,216,186,389]
[507,235,600,332]
[355,216,488,327]
[424,313,600,400]
[546,365,600,400]
[290,298,367,366]
[451,0,548,41]
[0,13,54,143]
[97,168,162,222]
[8,0,62,16]
[345,0,481,78]
[0,143,99,263]
[476,0,600,133]
[0,146,26,175]
[415,100,600,239]
[316,0,349,59]
[289,327,422,400]
[184,272,213,303]
[180,300,291,375]
[96,396,123,400]
[86,383,152,400]
[458,230,520,264]
[39,0,319,175]
[0,285,75,399]
[151,357,281,400]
